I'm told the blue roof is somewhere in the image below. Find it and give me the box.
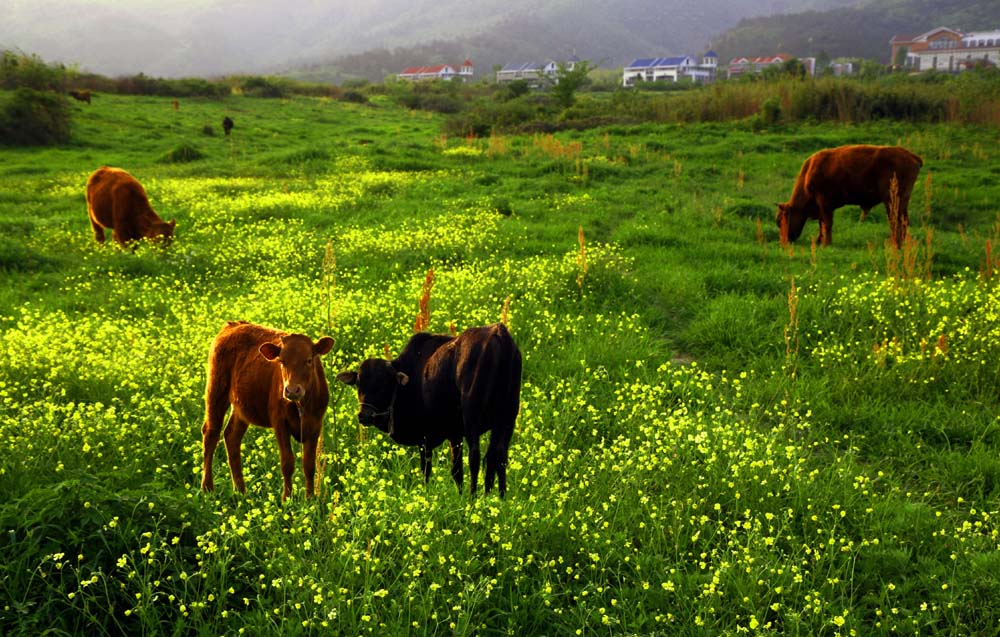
[626,56,692,69]
[705,50,718,57]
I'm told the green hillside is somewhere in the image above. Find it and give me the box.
[712,0,1000,62]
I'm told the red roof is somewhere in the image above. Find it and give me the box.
[463,59,473,66]
[399,65,452,75]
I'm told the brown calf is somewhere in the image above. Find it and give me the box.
[68,89,91,104]
[86,167,176,247]
[201,321,335,501]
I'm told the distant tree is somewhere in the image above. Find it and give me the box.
[551,60,592,109]
[859,59,886,81]
[893,46,909,69]
[0,50,67,91]
[762,58,807,80]
[504,79,531,100]
[815,50,832,75]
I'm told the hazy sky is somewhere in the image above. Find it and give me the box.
[0,0,843,77]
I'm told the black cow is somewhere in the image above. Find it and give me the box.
[222,116,234,136]
[337,323,522,497]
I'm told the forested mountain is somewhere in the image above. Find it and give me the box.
[711,0,1000,62]
[2,0,853,79]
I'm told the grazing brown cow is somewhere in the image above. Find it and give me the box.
[68,89,91,104]
[776,144,923,247]
[201,321,335,501]
[337,323,521,497]
[86,167,176,247]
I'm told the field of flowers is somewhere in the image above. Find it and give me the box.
[1,92,1000,635]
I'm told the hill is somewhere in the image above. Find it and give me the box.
[711,0,1000,62]
[1,0,852,80]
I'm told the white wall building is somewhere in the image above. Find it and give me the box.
[623,51,717,87]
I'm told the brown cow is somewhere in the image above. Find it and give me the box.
[776,145,923,247]
[68,89,91,104]
[86,167,176,247]
[201,321,335,501]
[337,323,521,497]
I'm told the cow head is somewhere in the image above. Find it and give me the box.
[150,219,177,245]
[336,360,409,434]
[259,334,335,402]
[775,203,805,243]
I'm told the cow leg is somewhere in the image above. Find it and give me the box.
[274,427,296,502]
[301,434,319,498]
[223,414,250,494]
[200,394,230,493]
[486,426,513,497]
[449,439,464,493]
[89,217,105,243]
[467,436,481,497]
[419,444,433,484]
[818,208,833,246]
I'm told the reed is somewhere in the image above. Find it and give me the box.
[413,268,435,332]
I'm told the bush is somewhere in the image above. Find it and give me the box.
[0,51,67,91]
[158,143,205,163]
[0,88,71,145]
[238,76,292,99]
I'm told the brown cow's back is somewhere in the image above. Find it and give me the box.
[86,166,176,247]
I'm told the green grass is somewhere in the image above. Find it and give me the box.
[2,91,1000,635]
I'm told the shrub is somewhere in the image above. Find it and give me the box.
[760,96,782,126]
[0,50,67,91]
[238,76,292,98]
[158,143,205,163]
[0,88,71,145]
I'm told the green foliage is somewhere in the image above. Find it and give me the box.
[0,50,68,91]
[551,60,593,109]
[0,88,71,146]
[158,143,205,163]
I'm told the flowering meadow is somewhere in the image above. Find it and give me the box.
[1,92,1000,635]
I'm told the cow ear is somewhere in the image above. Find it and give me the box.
[259,342,281,361]
[314,336,335,356]
[396,372,409,386]
[336,371,358,386]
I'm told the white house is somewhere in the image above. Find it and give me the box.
[496,56,580,86]
[622,51,717,87]
[398,60,474,82]
[891,27,1000,72]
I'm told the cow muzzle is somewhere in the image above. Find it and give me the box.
[358,403,391,428]
[283,385,305,402]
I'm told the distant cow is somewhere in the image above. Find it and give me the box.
[337,323,521,497]
[222,116,234,136]
[86,167,176,247]
[68,89,91,104]
[201,321,335,501]
[776,144,923,247]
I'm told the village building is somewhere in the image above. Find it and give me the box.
[622,51,717,87]
[397,60,474,82]
[891,27,1000,72]
[495,57,580,86]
